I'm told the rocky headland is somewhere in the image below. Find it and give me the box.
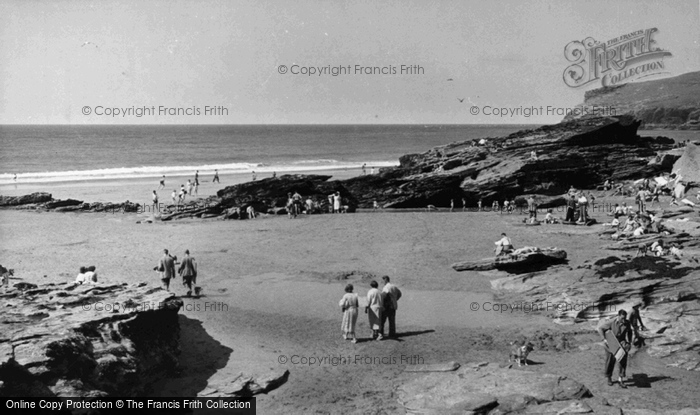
[563,71,700,130]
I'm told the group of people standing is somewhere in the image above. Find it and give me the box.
[155,248,199,296]
[339,276,402,343]
[153,170,222,209]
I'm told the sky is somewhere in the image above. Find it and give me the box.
[0,0,698,125]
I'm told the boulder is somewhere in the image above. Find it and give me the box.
[672,143,700,185]
[452,247,567,272]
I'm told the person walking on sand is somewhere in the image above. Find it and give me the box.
[365,281,384,340]
[156,249,176,291]
[192,179,199,197]
[171,189,177,205]
[597,309,632,388]
[152,190,159,212]
[339,284,359,343]
[179,185,186,203]
[213,169,220,183]
[158,175,165,190]
[178,249,197,296]
[380,276,402,338]
[450,199,454,212]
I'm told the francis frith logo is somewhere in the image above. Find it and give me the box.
[563,28,672,88]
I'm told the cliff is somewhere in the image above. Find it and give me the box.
[563,71,700,130]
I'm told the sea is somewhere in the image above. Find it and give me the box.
[0,124,697,202]
[0,124,539,185]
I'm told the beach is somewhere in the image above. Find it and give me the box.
[2,192,699,413]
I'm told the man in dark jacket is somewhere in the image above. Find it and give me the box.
[178,249,197,296]
[597,310,633,388]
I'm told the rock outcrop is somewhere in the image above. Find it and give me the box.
[491,255,700,371]
[452,247,567,272]
[397,362,592,414]
[339,116,673,208]
[0,282,183,397]
[563,71,700,130]
[0,192,52,206]
[672,143,700,185]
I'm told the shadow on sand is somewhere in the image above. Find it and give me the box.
[147,315,233,397]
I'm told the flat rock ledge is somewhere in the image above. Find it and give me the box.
[397,362,700,414]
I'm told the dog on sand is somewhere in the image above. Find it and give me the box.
[509,341,534,367]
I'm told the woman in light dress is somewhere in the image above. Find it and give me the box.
[365,280,384,341]
[339,284,359,343]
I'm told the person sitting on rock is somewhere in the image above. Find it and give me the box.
[494,233,514,256]
[75,266,88,284]
[669,244,683,259]
[650,240,665,257]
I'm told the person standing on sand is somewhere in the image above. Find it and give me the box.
[152,190,159,212]
[380,276,402,338]
[478,199,482,211]
[597,309,632,388]
[178,249,197,297]
[629,302,647,346]
[213,169,220,183]
[333,192,341,213]
[365,281,384,340]
[362,164,366,175]
[527,196,537,222]
[450,199,454,212]
[462,198,466,212]
[194,170,199,186]
[339,284,359,343]
[156,249,176,291]
[158,175,165,190]
[171,189,177,205]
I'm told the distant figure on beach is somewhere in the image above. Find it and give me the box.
[156,249,176,291]
[380,276,402,339]
[370,166,374,175]
[450,199,454,212]
[339,284,359,343]
[492,200,499,212]
[478,199,482,211]
[365,281,384,341]
[373,200,380,211]
[246,205,256,219]
[179,185,187,202]
[527,196,537,222]
[178,249,197,297]
[13,173,17,181]
[597,310,632,388]
[305,198,313,214]
[186,180,193,196]
[544,209,555,224]
[75,266,97,284]
[577,193,588,223]
[362,163,366,175]
[171,189,177,205]
[494,233,513,256]
[530,150,538,160]
[194,170,199,186]
[158,175,165,190]
[252,171,257,181]
[213,169,220,183]
[332,192,341,213]
[192,180,199,196]
[462,198,466,212]
[152,190,159,211]
[272,171,277,178]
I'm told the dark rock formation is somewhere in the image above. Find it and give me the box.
[0,282,183,397]
[452,247,567,272]
[0,192,52,206]
[216,174,358,214]
[339,116,673,208]
[563,71,700,130]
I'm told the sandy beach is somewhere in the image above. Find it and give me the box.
[2,189,699,413]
